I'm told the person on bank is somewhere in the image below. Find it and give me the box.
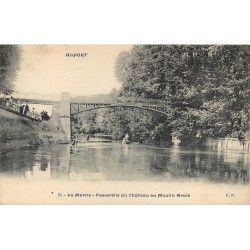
[19,105,24,114]
[71,135,78,147]
[24,104,29,115]
[40,110,50,120]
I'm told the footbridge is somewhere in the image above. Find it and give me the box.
[2,92,169,142]
[70,96,170,116]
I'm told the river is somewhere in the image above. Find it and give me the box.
[0,139,249,184]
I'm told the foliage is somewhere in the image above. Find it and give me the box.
[0,45,22,94]
[101,108,171,144]
[0,116,38,141]
[115,45,250,144]
[71,110,103,135]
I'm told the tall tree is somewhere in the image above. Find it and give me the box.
[0,45,22,94]
[115,45,250,144]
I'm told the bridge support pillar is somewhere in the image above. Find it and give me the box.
[59,92,71,142]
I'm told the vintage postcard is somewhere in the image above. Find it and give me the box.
[0,44,249,205]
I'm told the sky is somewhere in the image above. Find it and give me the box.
[14,45,132,97]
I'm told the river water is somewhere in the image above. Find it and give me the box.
[0,139,249,184]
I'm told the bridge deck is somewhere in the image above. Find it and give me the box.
[71,96,168,106]
[12,91,59,103]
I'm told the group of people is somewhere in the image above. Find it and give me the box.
[40,110,50,120]
[0,94,14,108]
[16,101,39,119]
[19,103,30,115]
[12,99,36,118]
[0,94,46,120]
[1,94,30,116]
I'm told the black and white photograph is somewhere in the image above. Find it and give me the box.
[0,44,249,204]
[1,1,250,249]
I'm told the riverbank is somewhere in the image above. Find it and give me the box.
[0,107,72,153]
[172,136,250,151]
[1,107,249,154]
[0,109,40,153]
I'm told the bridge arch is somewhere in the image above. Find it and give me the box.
[70,104,169,117]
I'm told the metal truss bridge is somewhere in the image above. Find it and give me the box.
[70,97,170,116]
[11,92,170,116]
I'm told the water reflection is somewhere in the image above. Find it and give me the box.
[24,162,51,180]
[0,141,249,184]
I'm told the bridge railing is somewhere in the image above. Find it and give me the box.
[71,96,168,107]
[12,91,60,102]
[115,97,168,107]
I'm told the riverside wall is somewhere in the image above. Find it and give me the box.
[172,136,250,151]
[0,104,70,153]
[204,138,250,151]
[0,107,40,152]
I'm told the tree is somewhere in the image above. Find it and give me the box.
[115,45,250,144]
[101,107,171,144]
[0,45,22,94]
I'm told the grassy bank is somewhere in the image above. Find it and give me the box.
[0,117,40,152]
